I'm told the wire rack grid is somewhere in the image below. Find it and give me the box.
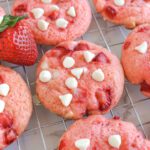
[0,0,150,150]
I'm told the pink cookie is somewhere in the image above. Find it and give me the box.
[93,0,150,28]
[36,40,124,119]
[59,115,150,150]
[12,0,92,45]
[0,66,32,149]
[122,24,150,97]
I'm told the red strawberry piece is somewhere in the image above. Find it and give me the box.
[0,15,38,66]
[48,10,59,20]
[140,81,150,93]
[105,6,117,19]
[67,17,75,24]
[74,43,90,51]
[137,26,149,32]
[113,116,120,120]
[92,52,110,63]
[4,129,17,145]
[14,4,28,16]
[0,75,4,84]
[123,41,131,50]
[0,112,18,145]
[0,113,13,129]
[95,88,112,111]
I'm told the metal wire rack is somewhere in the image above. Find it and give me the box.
[1,0,150,149]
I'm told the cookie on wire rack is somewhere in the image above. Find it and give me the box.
[58,115,150,149]
[0,65,32,149]
[122,24,150,97]
[93,0,150,28]
[12,0,92,45]
[36,40,124,119]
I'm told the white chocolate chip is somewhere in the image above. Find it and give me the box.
[41,0,52,3]
[108,135,121,149]
[65,77,78,89]
[59,93,72,107]
[71,68,84,79]
[37,19,49,31]
[56,18,68,29]
[83,51,96,63]
[0,84,10,97]
[92,69,105,82]
[75,139,90,150]
[0,16,3,24]
[63,56,75,68]
[0,100,5,113]
[135,41,148,54]
[114,0,125,6]
[41,61,49,69]
[39,70,52,83]
[67,6,76,17]
[50,5,60,11]
[31,8,44,19]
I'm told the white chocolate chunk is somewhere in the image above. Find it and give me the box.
[92,69,104,82]
[0,16,3,24]
[39,70,52,82]
[0,84,10,97]
[75,139,90,150]
[63,56,75,68]
[67,6,76,17]
[83,51,96,63]
[0,100,5,113]
[114,0,125,6]
[31,8,44,19]
[59,93,72,107]
[65,77,78,89]
[50,5,60,11]
[135,41,148,54]
[41,0,52,3]
[108,135,121,149]
[37,19,49,31]
[56,18,68,29]
[71,68,84,79]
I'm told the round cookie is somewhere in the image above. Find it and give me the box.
[93,0,150,28]
[58,115,150,150]
[0,65,32,149]
[36,40,124,119]
[12,0,92,45]
[122,24,150,97]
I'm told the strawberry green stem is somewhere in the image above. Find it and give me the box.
[0,15,27,32]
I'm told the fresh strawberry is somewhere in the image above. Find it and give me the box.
[0,15,38,66]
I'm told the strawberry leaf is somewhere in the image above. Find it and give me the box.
[0,15,27,32]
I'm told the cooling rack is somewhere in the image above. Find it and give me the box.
[1,0,150,150]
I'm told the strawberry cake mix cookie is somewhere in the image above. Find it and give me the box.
[58,115,150,150]
[93,0,150,28]
[36,40,124,119]
[0,66,32,149]
[122,24,150,97]
[12,0,92,45]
